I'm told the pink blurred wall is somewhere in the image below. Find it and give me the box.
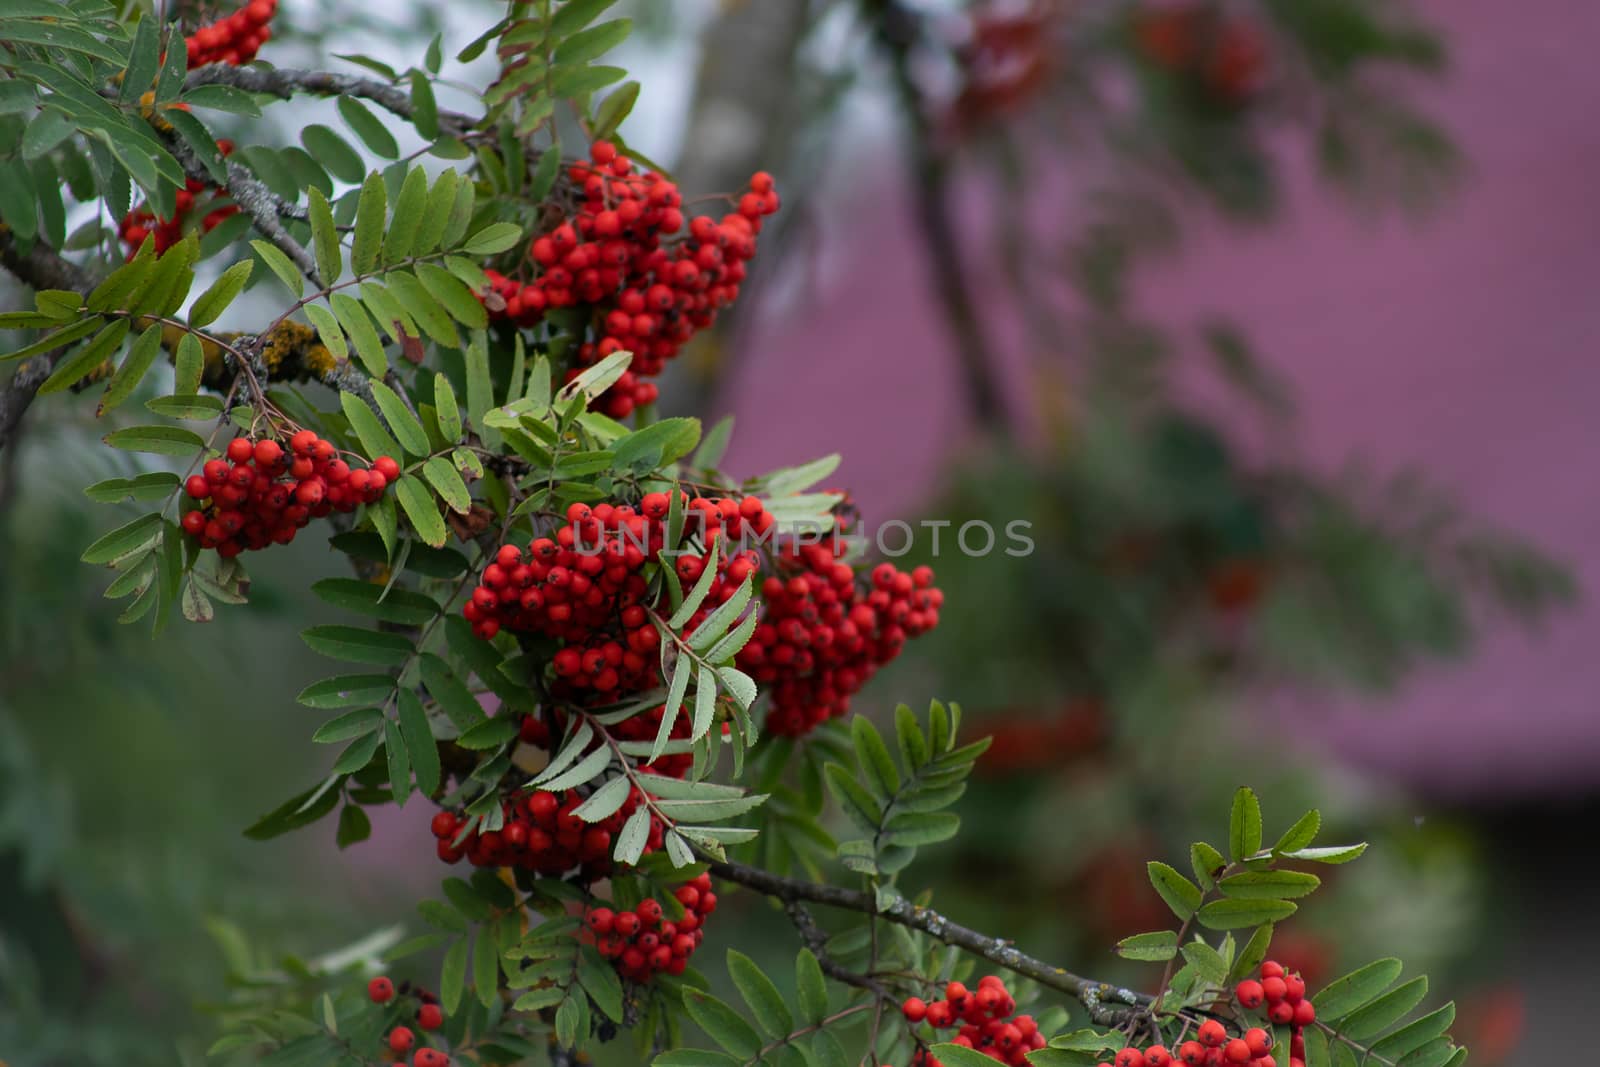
[716,0,1600,798]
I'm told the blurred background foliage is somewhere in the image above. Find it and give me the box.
[0,1,1581,1065]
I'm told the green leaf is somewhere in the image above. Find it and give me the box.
[1191,841,1227,891]
[408,70,439,140]
[351,171,387,276]
[571,775,632,822]
[312,578,439,625]
[302,124,366,184]
[251,239,304,298]
[336,803,372,848]
[1229,786,1263,862]
[683,989,760,1060]
[330,292,388,378]
[1340,978,1428,1041]
[381,167,427,266]
[1314,959,1405,1021]
[440,936,468,1014]
[423,456,472,514]
[419,653,487,731]
[182,84,263,115]
[173,332,203,395]
[103,423,204,457]
[385,269,457,345]
[472,923,498,1009]
[416,170,459,255]
[312,707,384,743]
[687,575,752,653]
[1228,923,1275,984]
[385,716,412,804]
[415,262,488,328]
[552,0,619,36]
[669,541,720,628]
[461,221,523,255]
[456,717,518,750]
[1371,1004,1455,1062]
[307,186,342,286]
[338,96,400,159]
[1147,861,1204,920]
[1181,941,1230,985]
[432,373,463,442]
[554,18,632,64]
[3,315,104,363]
[551,64,626,96]
[1272,810,1321,854]
[301,625,414,666]
[614,806,651,865]
[189,260,253,328]
[341,391,404,462]
[592,80,640,141]
[39,319,129,395]
[727,949,792,1038]
[371,381,430,457]
[1280,843,1368,864]
[1114,929,1179,962]
[333,728,383,773]
[824,762,881,836]
[299,675,396,709]
[83,472,180,504]
[81,513,162,565]
[98,323,163,415]
[1218,870,1322,900]
[396,474,448,548]
[1196,898,1297,930]
[305,302,348,361]
[936,1045,1025,1067]
[851,717,901,802]
[795,948,828,1024]
[884,810,959,847]
[242,777,342,839]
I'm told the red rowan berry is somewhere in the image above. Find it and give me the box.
[1259,961,1286,979]
[417,1003,443,1030]
[1179,1042,1207,1066]
[367,976,394,1003]
[1199,1021,1227,1048]
[414,1051,449,1067]
[1268,1003,1294,1025]
[1225,1040,1251,1064]
[1282,974,1305,1002]
[1116,1049,1147,1067]
[1244,1030,1270,1058]
[1261,977,1287,1003]
[1292,1001,1315,1027]
[389,1027,415,1054]
[1235,980,1264,1009]
[903,997,928,1023]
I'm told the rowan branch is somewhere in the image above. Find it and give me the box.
[0,227,99,457]
[183,63,478,139]
[707,857,1149,1025]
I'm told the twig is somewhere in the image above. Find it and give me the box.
[183,64,478,139]
[868,0,1008,436]
[707,856,1148,1025]
[0,228,100,458]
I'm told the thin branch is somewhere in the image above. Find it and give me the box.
[0,228,99,458]
[183,64,478,138]
[868,1,1008,436]
[707,856,1149,1025]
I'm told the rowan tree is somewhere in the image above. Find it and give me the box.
[0,3,1479,1067]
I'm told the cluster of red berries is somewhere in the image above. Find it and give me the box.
[428,785,662,880]
[118,141,239,257]
[579,873,717,984]
[1232,959,1315,1066]
[480,140,778,417]
[901,977,1048,1067]
[1098,1021,1273,1067]
[463,496,768,697]
[1132,2,1266,107]
[181,432,397,556]
[737,548,943,737]
[184,0,276,68]
[365,975,449,1067]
